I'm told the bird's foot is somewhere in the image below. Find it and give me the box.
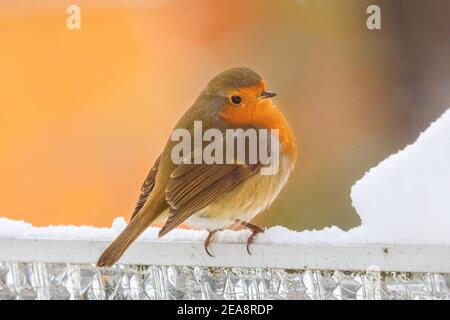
[204,229,221,257]
[235,219,265,255]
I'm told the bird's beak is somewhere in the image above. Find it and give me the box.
[259,90,277,99]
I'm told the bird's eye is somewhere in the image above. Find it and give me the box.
[230,95,242,105]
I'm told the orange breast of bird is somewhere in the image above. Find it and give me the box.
[219,84,297,163]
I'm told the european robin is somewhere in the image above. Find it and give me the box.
[97,67,297,267]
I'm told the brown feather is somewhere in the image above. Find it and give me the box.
[130,156,161,220]
[159,163,262,237]
[97,197,166,267]
[165,164,235,206]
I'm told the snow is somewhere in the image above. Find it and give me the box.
[351,107,450,244]
[0,216,363,244]
[0,107,449,245]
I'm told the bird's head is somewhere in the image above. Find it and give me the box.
[202,68,284,128]
[193,67,296,159]
[200,67,280,129]
[204,67,277,110]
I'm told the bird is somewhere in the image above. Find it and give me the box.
[96,67,297,267]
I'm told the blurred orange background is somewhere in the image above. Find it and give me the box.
[1,0,449,230]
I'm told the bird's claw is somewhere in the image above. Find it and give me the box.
[204,241,214,257]
[204,229,220,257]
[246,228,265,255]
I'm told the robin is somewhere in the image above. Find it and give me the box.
[97,67,297,267]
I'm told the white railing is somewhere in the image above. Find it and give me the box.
[1,238,450,300]
[1,238,450,272]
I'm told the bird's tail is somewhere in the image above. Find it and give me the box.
[96,209,156,267]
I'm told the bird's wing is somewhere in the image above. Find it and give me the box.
[159,162,262,237]
[130,155,161,220]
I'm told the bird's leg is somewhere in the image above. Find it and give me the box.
[204,229,220,257]
[235,219,265,255]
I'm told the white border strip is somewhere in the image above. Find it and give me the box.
[1,238,450,273]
